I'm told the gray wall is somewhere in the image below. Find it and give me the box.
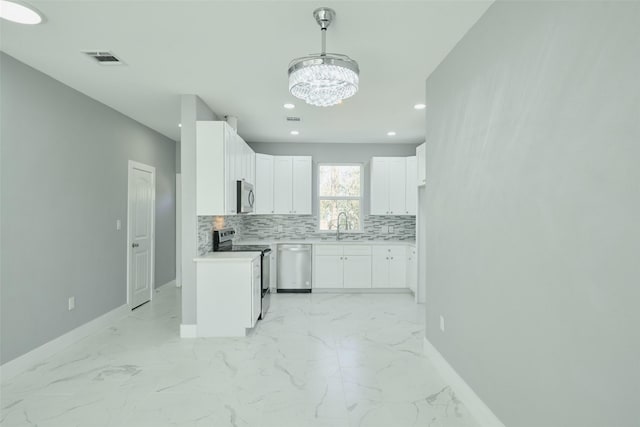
[0,53,176,364]
[424,2,640,426]
[248,142,419,215]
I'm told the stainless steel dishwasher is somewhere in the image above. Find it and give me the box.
[277,244,312,293]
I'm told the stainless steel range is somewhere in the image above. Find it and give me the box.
[212,228,271,319]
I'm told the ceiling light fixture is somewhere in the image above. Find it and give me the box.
[290,130,300,136]
[387,131,396,137]
[0,0,43,24]
[414,103,426,110]
[288,7,359,107]
[283,103,295,109]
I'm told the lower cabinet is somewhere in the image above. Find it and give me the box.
[195,256,261,337]
[314,245,372,289]
[372,246,407,288]
[406,246,417,293]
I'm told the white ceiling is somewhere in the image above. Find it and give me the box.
[0,0,492,144]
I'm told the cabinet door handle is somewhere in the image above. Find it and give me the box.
[344,257,348,260]
[386,257,389,260]
[391,257,394,260]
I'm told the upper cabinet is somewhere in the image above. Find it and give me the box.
[405,156,417,215]
[255,154,274,214]
[370,157,413,215]
[416,143,426,186]
[258,155,312,215]
[273,156,312,215]
[292,156,312,214]
[196,121,255,216]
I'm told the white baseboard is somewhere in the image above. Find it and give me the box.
[310,288,413,294]
[423,337,505,427]
[180,324,197,338]
[0,304,130,382]
[156,279,176,289]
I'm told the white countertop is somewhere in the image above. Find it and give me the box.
[194,252,261,262]
[235,239,415,246]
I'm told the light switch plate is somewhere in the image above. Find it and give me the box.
[68,297,75,311]
[439,315,445,332]
[116,219,121,230]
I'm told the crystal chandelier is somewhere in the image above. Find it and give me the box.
[288,7,359,107]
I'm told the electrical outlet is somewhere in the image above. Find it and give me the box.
[68,297,75,311]
[439,315,445,332]
[277,225,284,233]
[388,226,394,233]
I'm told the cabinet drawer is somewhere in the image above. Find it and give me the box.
[315,245,343,255]
[343,245,371,256]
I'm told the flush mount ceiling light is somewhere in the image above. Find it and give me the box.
[283,103,295,109]
[414,103,426,110]
[0,0,44,24]
[288,7,359,107]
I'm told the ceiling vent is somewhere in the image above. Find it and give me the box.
[83,51,124,65]
[286,116,302,122]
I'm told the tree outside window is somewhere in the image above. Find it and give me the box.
[318,164,362,231]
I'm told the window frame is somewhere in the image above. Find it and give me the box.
[317,162,364,233]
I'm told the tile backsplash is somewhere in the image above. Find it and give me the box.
[197,214,415,255]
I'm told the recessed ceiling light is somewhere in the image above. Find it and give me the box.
[178,123,182,128]
[283,103,295,109]
[290,130,299,136]
[0,0,44,25]
[387,131,396,137]
[414,103,426,110]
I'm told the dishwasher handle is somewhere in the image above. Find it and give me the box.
[278,246,311,252]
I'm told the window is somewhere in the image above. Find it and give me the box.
[318,164,362,231]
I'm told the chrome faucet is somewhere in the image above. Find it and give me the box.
[336,211,348,241]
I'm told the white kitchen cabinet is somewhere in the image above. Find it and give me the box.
[255,154,274,214]
[405,156,417,215]
[370,157,411,215]
[388,158,406,215]
[313,245,372,289]
[314,255,343,288]
[272,155,312,215]
[406,246,417,293]
[372,246,407,288]
[196,121,255,215]
[196,121,235,215]
[343,255,372,288]
[370,157,390,215]
[273,156,293,214]
[195,254,261,337]
[416,143,426,186]
[292,156,312,214]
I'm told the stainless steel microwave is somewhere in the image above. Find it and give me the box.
[236,180,254,214]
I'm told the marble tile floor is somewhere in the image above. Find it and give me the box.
[0,285,480,427]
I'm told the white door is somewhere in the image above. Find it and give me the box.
[255,154,274,214]
[292,156,312,214]
[343,256,372,288]
[405,156,417,215]
[370,157,389,215]
[388,158,406,215]
[273,156,293,214]
[128,161,155,309]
